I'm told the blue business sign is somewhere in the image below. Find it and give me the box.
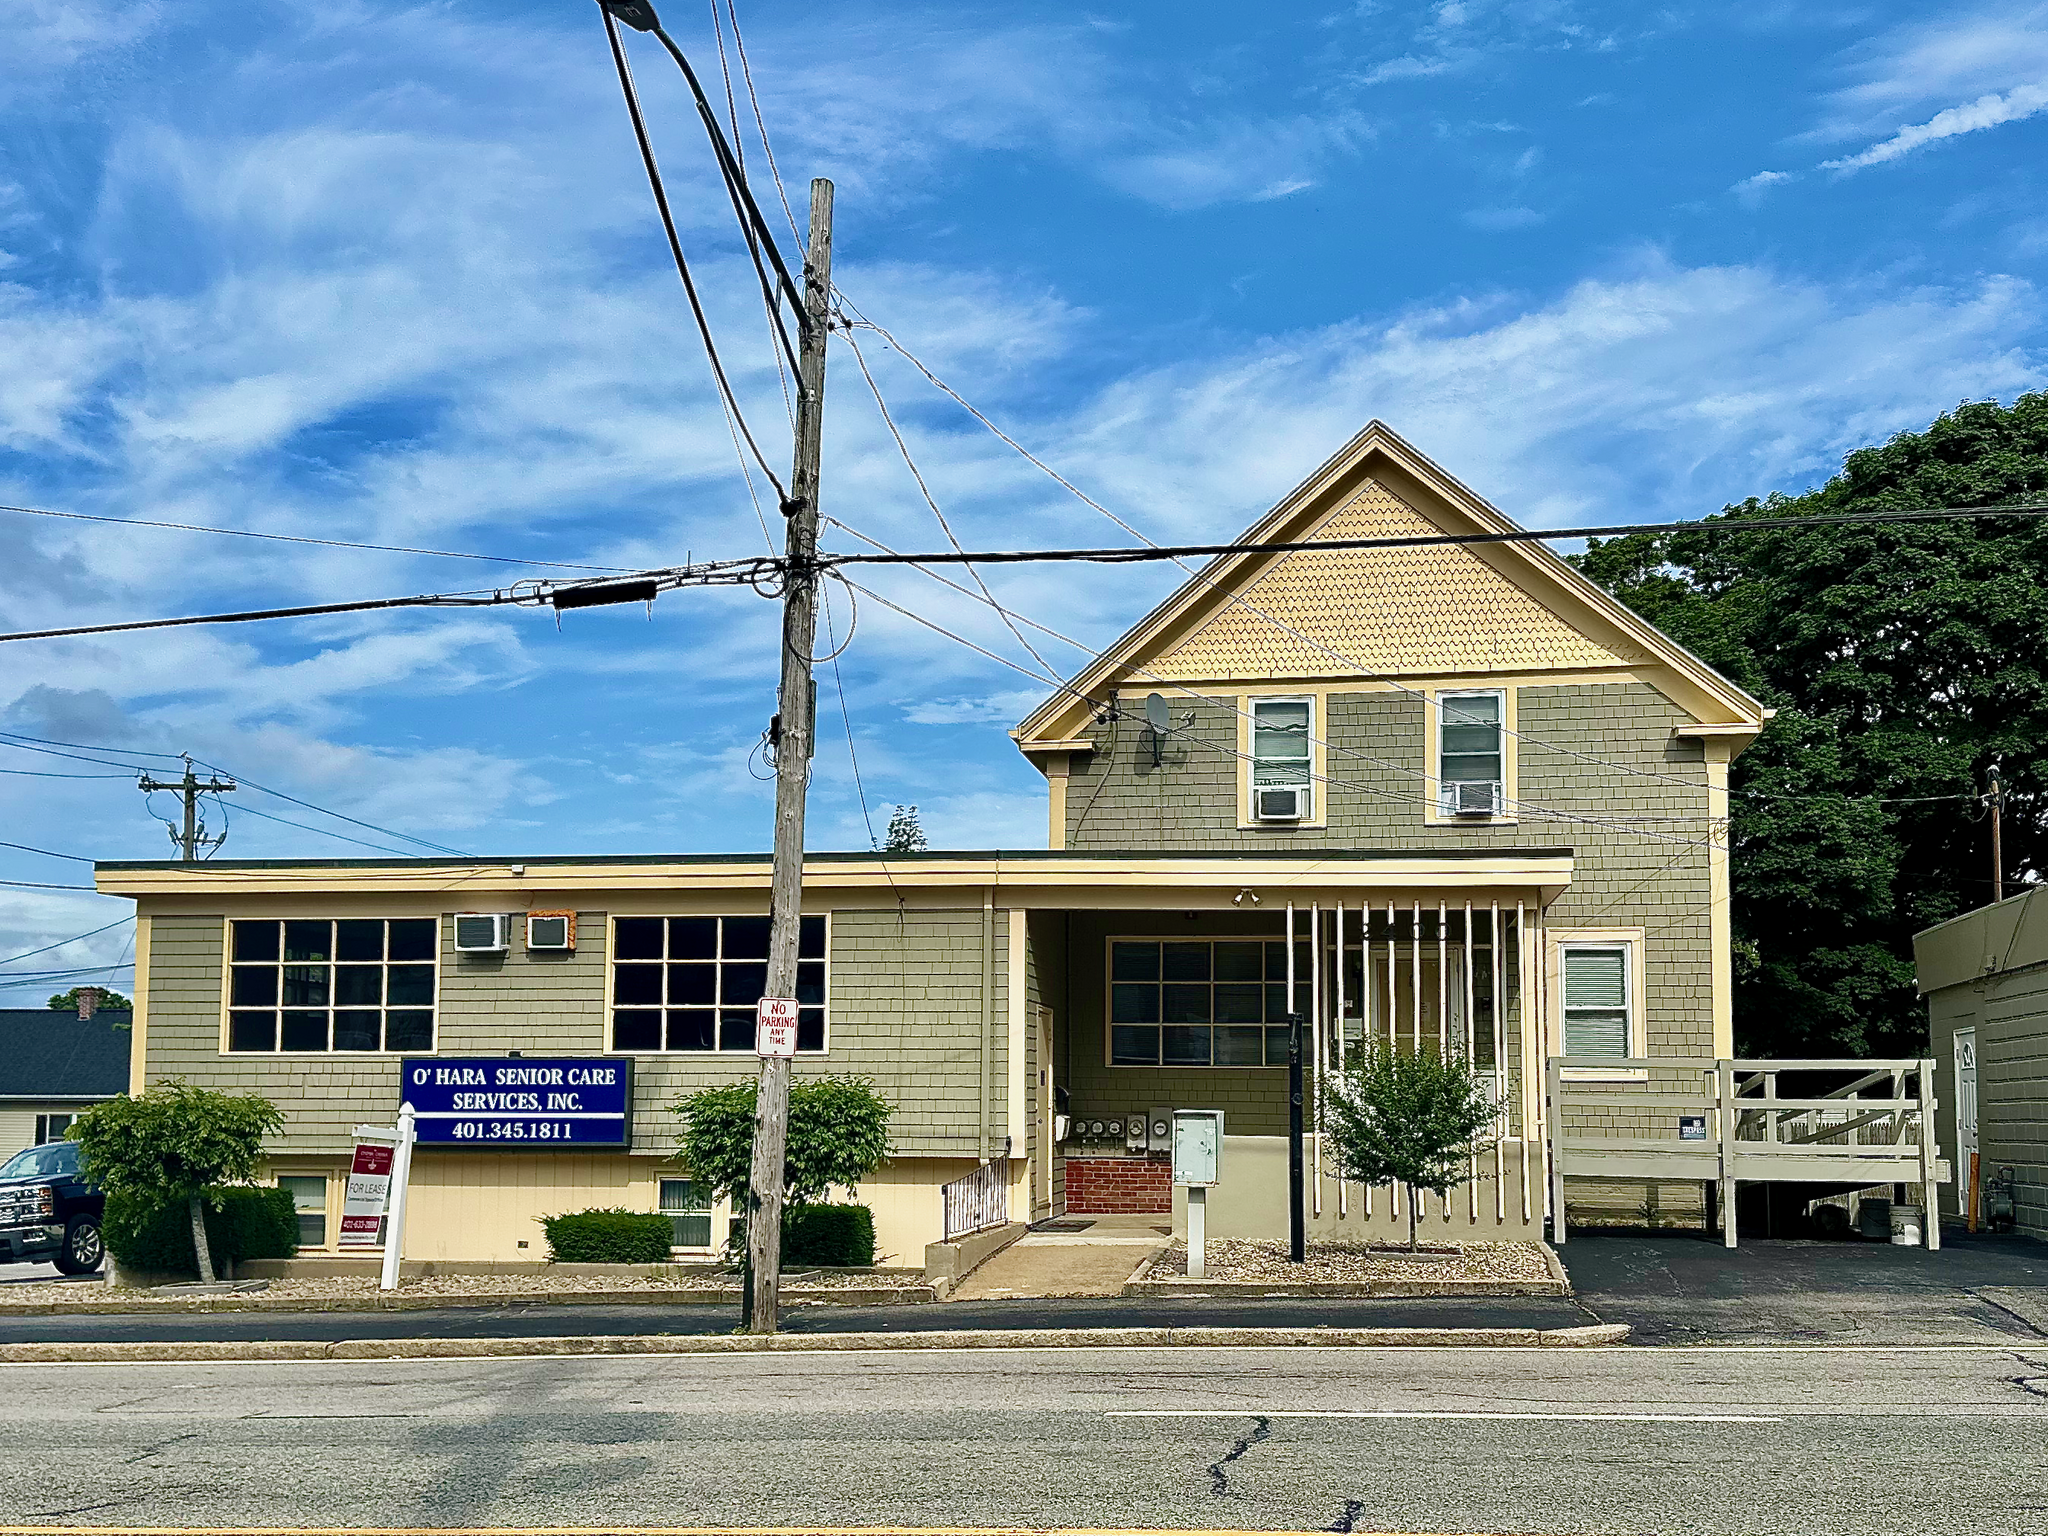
[400,1057,632,1149]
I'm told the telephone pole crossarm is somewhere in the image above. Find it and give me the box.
[137,754,237,862]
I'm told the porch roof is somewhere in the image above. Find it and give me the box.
[96,846,1573,906]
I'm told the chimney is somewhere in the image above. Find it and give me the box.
[75,987,102,1022]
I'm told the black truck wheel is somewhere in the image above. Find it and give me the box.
[53,1215,103,1275]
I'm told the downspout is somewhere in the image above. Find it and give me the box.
[981,887,994,1161]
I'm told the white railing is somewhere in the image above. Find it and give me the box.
[1544,1056,1948,1250]
[942,1159,1009,1241]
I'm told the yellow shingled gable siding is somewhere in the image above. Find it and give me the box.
[1147,478,1643,682]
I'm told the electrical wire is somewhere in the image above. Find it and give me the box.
[706,0,796,429]
[0,766,138,779]
[187,756,468,859]
[722,0,803,247]
[0,919,132,968]
[0,501,632,571]
[598,5,789,500]
[820,583,882,858]
[0,839,93,863]
[216,800,425,858]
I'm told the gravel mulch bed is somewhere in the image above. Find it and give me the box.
[0,1269,913,1306]
[1147,1238,1551,1284]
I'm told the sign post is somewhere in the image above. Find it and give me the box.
[379,1103,417,1292]
[756,997,799,1059]
[340,1132,397,1249]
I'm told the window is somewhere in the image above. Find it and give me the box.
[1108,939,1309,1067]
[1561,943,1631,1059]
[34,1113,75,1145]
[659,1178,714,1249]
[1438,691,1505,813]
[1250,698,1313,815]
[612,915,826,1053]
[227,919,438,1053]
[277,1175,329,1249]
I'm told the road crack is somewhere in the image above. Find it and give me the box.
[1206,1414,1271,1496]
[2006,1352,2048,1401]
[123,1432,197,1465]
[1326,1498,1368,1531]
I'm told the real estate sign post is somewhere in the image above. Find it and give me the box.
[339,1134,396,1249]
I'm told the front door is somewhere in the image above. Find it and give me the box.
[1037,1006,1056,1217]
[1955,1028,1979,1207]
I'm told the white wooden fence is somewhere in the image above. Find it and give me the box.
[1545,1056,1950,1249]
[942,1159,1009,1241]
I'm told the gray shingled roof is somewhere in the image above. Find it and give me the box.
[0,1010,131,1100]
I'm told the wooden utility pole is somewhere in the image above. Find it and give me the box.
[1987,765,2005,905]
[137,754,236,861]
[745,177,833,1336]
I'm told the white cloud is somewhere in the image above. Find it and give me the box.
[1822,82,2048,170]
[899,690,1050,726]
[1732,170,1796,203]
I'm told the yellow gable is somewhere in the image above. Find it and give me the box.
[1145,478,1644,682]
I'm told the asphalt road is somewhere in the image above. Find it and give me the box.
[3,1343,2045,1534]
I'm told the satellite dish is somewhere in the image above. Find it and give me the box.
[1144,693,1170,733]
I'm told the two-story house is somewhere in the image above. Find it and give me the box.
[96,423,1767,1264]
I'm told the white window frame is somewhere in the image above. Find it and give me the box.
[1246,694,1317,824]
[1434,688,1509,820]
[1548,928,1646,1082]
[34,1113,76,1145]
[275,1173,331,1251]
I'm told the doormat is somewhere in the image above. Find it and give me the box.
[1034,1219,1096,1233]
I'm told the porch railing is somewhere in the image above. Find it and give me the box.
[942,1159,1009,1241]
[1544,1056,1949,1250]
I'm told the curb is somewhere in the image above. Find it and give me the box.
[1121,1278,1568,1299]
[0,1322,1630,1364]
[0,1285,935,1316]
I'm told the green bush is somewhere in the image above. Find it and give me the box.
[104,1186,299,1275]
[541,1207,675,1264]
[783,1202,876,1267]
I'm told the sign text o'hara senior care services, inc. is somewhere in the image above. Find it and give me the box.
[400,1057,634,1149]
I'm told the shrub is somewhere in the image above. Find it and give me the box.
[541,1207,676,1264]
[1322,1043,1499,1252]
[783,1203,875,1267]
[104,1186,298,1275]
[673,1075,893,1207]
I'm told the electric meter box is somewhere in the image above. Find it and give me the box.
[1171,1109,1223,1188]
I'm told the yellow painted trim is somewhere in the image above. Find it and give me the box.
[1546,926,1649,1082]
[215,913,444,1060]
[1099,931,1291,1072]
[1703,739,1735,1058]
[1007,911,1027,1150]
[1045,754,1070,850]
[1236,691,1329,830]
[1421,685,1519,828]
[600,913,834,1059]
[127,913,151,1097]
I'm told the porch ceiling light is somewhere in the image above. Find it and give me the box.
[1232,888,1260,907]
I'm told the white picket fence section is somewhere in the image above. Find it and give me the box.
[942,1159,1009,1240]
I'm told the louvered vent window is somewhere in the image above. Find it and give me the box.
[1562,944,1631,1059]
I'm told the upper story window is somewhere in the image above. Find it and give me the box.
[228,918,437,1053]
[1108,938,1310,1067]
[1438,690,1505,817]
[1561,942,1632,1058]
[612,915,826,1054]
[1250,697,1313,821]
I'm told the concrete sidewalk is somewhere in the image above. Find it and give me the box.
[953,1213,1170,1300]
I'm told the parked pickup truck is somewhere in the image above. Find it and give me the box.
[0,1140,103,1274]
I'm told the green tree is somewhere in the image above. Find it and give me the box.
[67,1083,283,1283]
[880,804,927,854]
[1322,1044,1499,1252]
[1572,391,2048,1057]
[673,1075,893,1223]
[49,987,133,1015]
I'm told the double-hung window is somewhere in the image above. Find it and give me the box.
[612,915,826,1053]
[33,1114,75,1145]
[1250,698,1313,819]
[228,919,438,1053]
[277,1175,330,1249]
[659,1178,714,1250]
[1438,690,1505,816]
[1561,943,1632,1060]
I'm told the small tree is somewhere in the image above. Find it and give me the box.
[673,1075,892,1250]
[1322,1044,1498,1252]
[68,1083,283,1282]
[880,804,927,854]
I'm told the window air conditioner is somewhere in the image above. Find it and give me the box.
[525,911,576,952]
[1446,780,1504,818]
[453,912,512,953]
[1255,784,1308,821]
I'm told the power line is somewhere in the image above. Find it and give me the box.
[0,501,634,571]
[219,800,429,858]
[0,918,131,968]
[598,4,789,500]
[0,839,93,864]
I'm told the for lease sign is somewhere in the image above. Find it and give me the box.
[339,1141,394,1247]
[400,1057,633,1149]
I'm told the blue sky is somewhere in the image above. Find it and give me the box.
[3,0,2046,998]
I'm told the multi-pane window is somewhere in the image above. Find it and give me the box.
[1438,691,1505,812]
[1109,939,1310,1067]
[277,1175,329,1249]
[612,915,826,1053]
[1251,698,1313,803]
[227,919,437,1053]
[34,1113,75,1145]
[659,1178,713,1249]
[1562,943,1631,1058]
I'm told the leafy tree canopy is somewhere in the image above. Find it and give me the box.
[1322,1044,1498,1251]
[672,1074,893,1207]
[68,1083,283,1208]
[49,987,132,1014]
[1572,392,2048,1056]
